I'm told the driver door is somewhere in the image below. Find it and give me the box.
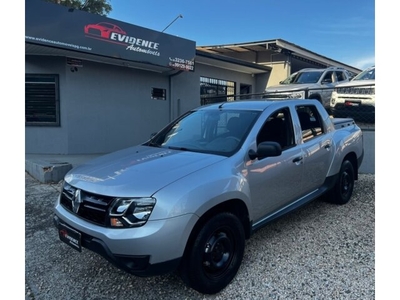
[246,107,306,224]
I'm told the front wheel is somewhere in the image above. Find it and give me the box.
[328,160,355,205]
[179,212,245,294]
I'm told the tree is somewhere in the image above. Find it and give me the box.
[45,0,112,16]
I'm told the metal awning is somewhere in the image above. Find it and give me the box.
[197,39,361,74]
[196,50,272,75]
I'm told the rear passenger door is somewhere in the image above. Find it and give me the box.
[296,105,334,194]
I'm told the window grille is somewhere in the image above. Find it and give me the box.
[25,74,60,126]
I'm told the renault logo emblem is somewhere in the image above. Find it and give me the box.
[72,189,83,213]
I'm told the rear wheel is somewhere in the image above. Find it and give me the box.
[328,160,355,204]
[179,212,245,294]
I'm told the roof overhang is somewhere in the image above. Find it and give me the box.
[197,39,361,74]
[195,50,271,75]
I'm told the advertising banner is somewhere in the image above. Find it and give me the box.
[25,0,195,72]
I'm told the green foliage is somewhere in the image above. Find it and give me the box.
[45,0,112,16]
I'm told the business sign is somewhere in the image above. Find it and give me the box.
[25,0,195,72]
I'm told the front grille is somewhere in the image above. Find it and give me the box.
[336,86,375,95]
[60,185,115,226]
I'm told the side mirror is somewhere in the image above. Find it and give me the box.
[248,141,282,160]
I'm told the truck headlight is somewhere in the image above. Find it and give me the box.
[289,91,304,99]
[110,197,156,227]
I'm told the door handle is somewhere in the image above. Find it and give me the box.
[292,156,303,163]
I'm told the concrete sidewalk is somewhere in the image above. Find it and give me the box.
[25,154,103,183]
[25,130,375,183]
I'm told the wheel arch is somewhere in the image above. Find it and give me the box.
[343,151,359,180]
[183,199,251,257]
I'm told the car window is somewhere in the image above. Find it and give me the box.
[353,67,375,81]
[280,72,298,84]
[336,71,345,82]
[295,71,324,84]
[322,71,334,83]
[296,106,324,142]
[256,107,295,150]
[148,109,261,156]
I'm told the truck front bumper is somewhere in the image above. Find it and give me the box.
[53,203,198,277]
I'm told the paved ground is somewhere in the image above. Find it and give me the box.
[25,172,375,300]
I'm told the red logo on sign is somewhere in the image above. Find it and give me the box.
[84,22,126,39]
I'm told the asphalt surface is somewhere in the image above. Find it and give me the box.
[25,172,375,300]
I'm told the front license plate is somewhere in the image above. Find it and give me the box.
[58,223,82,252]
[345,100,360,107]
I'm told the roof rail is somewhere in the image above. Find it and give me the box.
[326,66,345,70]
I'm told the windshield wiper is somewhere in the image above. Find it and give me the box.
[168,146,190,151]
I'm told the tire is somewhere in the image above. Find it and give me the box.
[179,212,245,294]
[328,160,355,205]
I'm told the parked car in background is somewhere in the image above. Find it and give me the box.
[330,66,375,123]
[264,66,353,111]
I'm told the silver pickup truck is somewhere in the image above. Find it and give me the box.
[264,67,353,110]
[54,99,364,294]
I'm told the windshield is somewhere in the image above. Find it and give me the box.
[353,67,375,81]
[281,70,324,84]
[280,72,298,84]
[145,109,261,156]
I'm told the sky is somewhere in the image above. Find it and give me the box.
[107,0,375,71]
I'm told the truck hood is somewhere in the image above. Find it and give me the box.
[265,83,319,92]
[336,79,375,88]
[64,145,225,197]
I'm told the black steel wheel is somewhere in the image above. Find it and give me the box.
[179,212,245,294]
[328,159,355,205]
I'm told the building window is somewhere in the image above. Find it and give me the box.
[25,74,60,126]
[152,88,166,100]
[200,76,236,105]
